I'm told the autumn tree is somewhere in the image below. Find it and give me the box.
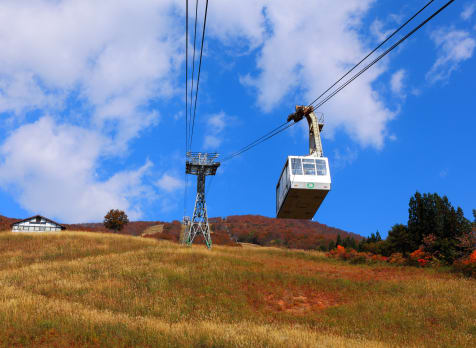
[104,209,129,233]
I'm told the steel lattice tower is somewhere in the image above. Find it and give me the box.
[184,152,220,248]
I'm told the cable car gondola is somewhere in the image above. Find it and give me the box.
[276,106,331,219]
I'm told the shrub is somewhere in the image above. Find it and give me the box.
[453,250,476,278]
[327,246,387,265]
[388,253,406,265]
[408,248,431,267]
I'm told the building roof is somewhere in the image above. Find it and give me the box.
[11,215,66,230]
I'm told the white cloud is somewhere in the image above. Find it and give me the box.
[0,0,413,220]
[222,0,394,148]
[0,0,181,145]
[390,69,406,96]
[371,19,393,42]
[0,117,152,222]
[427,28,476,83]
[0,0,184,221]
[203,112,228,150]
[461,3,476,20]
[156,174,184,193]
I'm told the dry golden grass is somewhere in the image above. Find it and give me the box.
[0,231,474,347]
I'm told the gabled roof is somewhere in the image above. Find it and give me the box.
[11,215,66,230]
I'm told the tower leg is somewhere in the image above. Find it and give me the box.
[186,172,212,248]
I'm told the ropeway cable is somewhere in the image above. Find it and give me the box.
[220,0,454,162]
[307,0,436,108]
[189,0,209,150]
[187,0,199,153]
[184,0,189,217]
[311,0,455,111]
[221,121,295,162]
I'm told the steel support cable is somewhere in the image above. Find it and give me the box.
[188,0,199,152]
[219,0,454,163]
[184,0,189,216]
[189,0,209,150]
[222,122,296,162]
[312,0,455,111]
[220,121,291,162]
[308,0,436,108]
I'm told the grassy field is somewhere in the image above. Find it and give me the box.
[0,231,474,347]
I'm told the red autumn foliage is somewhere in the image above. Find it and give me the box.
[211,215,362,250]
[1,214,361,249]
[81,215,355,249]
[453,250,476,278]
[0,215,20,231]
[408,248,432,267]
[327,246,388,264]
[470,250,476,263]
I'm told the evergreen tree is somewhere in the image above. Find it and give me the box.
[367,231,382,243]
[473,209,476,226]
[357,238,367,252]
[375,231,382,241]
[386,224,412,255]
[407,192,472,263]
[341,236,357,250]
[349,237,357,250]
[336,234,342,246]
[328,240,336,250]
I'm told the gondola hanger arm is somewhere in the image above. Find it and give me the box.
[287,105,324,157]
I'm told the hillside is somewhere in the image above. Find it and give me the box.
[1,214,362,250]
[0,215,18,231]
[0,232,474,347]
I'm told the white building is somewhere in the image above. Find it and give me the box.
[11,215,66,232]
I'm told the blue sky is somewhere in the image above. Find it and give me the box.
[0,0,474,238]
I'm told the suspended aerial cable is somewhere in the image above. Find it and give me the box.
[221,121,295,162]
[184,0,190,217]
[189,0,209,150]
[188,0,199,153]
[220,0,454,162]
[310,0,455,111]
[185,0,190,154]
[307,0,436,108]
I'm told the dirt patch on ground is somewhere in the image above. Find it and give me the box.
[264,289,342,314]
[245,282,345,314]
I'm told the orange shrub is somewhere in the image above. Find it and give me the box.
[327,247,389,265]
[409,248,432,267]
[453,250,476,278]
[470,250,476,263]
